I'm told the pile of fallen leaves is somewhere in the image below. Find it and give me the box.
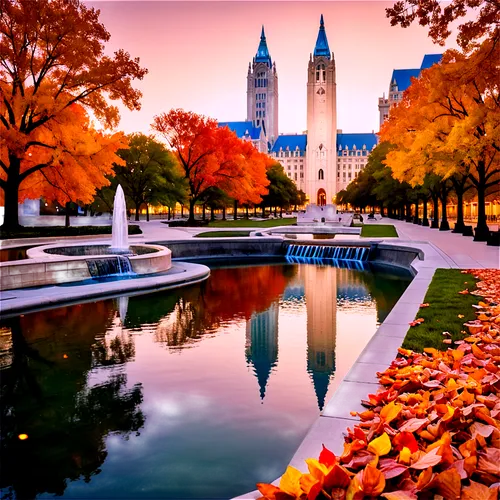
[257,269,500,499]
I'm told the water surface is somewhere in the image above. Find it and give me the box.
[0,261,410,499]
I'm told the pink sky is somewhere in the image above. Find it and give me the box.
[87,1,459,135]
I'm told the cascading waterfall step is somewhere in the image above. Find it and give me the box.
[87,255,135,278]
[285,244,369,262]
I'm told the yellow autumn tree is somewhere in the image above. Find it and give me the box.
[0,0,147,230]
[380,36,499,240]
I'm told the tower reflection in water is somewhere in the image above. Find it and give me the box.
[303,264,337,410]
[245,302,279,400]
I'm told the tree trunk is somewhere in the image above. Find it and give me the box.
[413,201,420,224]
[262,205,265,218]
[245,205,249,219]
[474,162,490,241]
[254,206,257,217]
[280,206,283,218]
[135,202,140,221]
[422,198,429,226]
[274,206,277,217]
[210,206,215,221]
[439,185,450,231]
[222,206,226,220]
[2,160,21,231]
[452,188,465,233]
[181,205,185,218]
[187,201,196,223]
[380,206,385,218]
[65,202,71,228]
[202,204,206,221]
[168,206,171,220]
[431,194,439,228]
[405,203,412,222]
[146,204,150,222]
[233,200,238,221]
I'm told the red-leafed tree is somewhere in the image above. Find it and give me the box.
[0,0,147,231]
[152,109,269,222]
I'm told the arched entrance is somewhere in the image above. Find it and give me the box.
[317,189,326,206]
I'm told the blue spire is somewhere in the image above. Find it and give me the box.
[314,14,331,59]
[255,25,272,67]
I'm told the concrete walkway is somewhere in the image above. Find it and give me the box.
[385,218,499,269]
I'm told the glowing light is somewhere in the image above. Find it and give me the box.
[63,354,68,359]
[18,434,28,440]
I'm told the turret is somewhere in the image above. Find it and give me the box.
[314,14,331,60]
[255,25,272,67]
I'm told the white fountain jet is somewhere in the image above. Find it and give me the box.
[111,184,129,253]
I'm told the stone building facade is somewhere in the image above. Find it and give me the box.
[219,16,377,205]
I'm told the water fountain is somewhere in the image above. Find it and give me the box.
[0,186,175,290]
[110,185,129,254]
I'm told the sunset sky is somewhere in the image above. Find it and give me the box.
[87,1,460,136]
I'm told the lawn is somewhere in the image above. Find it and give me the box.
[358,224,398,238]
[0,225,142,239]
[196,230,251,238]
[207,217,297,228]
[402,269,480,352]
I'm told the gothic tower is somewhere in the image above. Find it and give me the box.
[306,15,337,205]
[247,26,279,146]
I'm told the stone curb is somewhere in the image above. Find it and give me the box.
[0,262,210,318]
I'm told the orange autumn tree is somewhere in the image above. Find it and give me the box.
[18,103,127,227]
[386,0,499,51]
[0,0,147,230]
[152,109,269,222]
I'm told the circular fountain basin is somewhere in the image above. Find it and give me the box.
[0,243,171,291]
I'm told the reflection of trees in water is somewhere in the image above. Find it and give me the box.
[154,265,297,349]
[0,302,145,500]
[92,332,136,367]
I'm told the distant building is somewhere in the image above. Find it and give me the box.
[219,16,377,205]
[378,54,442,127]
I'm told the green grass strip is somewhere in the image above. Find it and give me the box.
[0,225,142,239]
[360,224,398,238]
[196,230,251,238]
[207,218,297,228]
[402,269,480,352]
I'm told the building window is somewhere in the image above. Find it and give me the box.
[300,173,304,179]
[316,64,326,82]
[300,165,303,170]
[318,169,324,180]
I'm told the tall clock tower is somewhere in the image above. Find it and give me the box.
[305,15,337,205]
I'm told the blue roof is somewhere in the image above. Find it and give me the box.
[314,14,331,59]
[218,121,262,140]
[390,69,420,92]
[390,54,442,92]
[337,133,377,151]
[255,26,272,67]
[421,54,442,69]
[271,134,307,156]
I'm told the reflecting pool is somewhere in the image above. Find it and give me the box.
[0,260,411,499]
